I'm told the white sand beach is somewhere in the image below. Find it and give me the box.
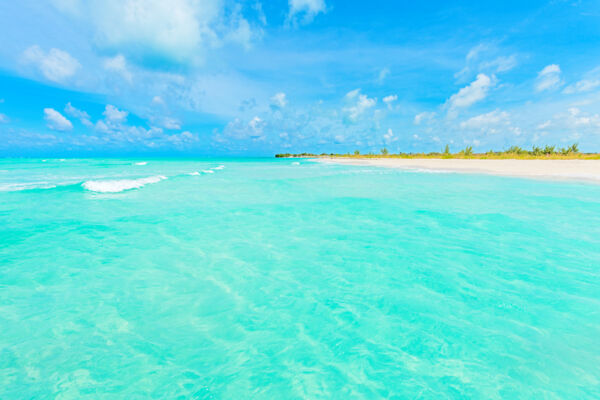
[317,157,600,183]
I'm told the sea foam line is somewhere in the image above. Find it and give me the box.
[82,175,167,193]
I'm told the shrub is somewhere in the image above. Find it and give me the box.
[570,143,579,153]
[543,145,556,155]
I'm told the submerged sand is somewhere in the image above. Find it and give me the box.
[316,157,600,183]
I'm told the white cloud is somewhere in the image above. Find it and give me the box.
[414,112,434,125]
[160,117,181,130]
[22,46,80,83]
[64,102,92,126]
[271,92,287,108]
[152,96,165,105]
[0,113,8,123]
[103,104,128,123]
[249,116,264,133]
[219,116,267,142]
[343,89,376,122]
[288,0,326,23]
[563,79,600,94]
[103,54,133,82]
[44,108,73,131]
[455,44,517,81]
[53,0,259,63]
[414,111,436,125]
[447,73,494,110]
[535,64,562,92]
[460,110,509,131]
[480,55,517,73]
[383,128,396,144]
[537,120,552,130]
[95,104,129,133]
[383,94,397,109]
[565,108,600,128]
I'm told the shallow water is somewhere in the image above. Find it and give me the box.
[1,158,599,399]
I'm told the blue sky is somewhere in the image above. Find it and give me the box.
[1,0,600,156]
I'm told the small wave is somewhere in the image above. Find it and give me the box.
[202,170,214,174]
[0,182,58,192]
[212,165,225,170]
[291,162,300,165]
[82,175,167,193]
[188,171,201,176]
[135,162,147,166]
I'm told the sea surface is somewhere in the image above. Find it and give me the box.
[1,158,600,399]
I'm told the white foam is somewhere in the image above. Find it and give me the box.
[202,170,214,174]
[291,162,300,165]
[188,171,201,176]
[82,175,167,193]
[135,162,147,166]
[212,165,225,170]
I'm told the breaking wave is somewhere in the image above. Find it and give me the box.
[82,175,167,193]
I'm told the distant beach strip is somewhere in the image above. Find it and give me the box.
[316,158,600,183]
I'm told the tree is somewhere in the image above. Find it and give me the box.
[443,144,450,155]
[381,148,389,155]
[354,150,360,155]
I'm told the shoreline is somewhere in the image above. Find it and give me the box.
[314,157,600,183]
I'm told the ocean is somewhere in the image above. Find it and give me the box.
[1,158,599,399]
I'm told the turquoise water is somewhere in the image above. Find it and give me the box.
[1,158,600,399]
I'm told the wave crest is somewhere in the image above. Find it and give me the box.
[82,175,167,193]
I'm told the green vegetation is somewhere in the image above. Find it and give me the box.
[275,143,600,160]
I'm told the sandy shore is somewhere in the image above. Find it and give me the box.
[316,157,600,183]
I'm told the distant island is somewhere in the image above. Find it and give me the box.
[276,144,600,160]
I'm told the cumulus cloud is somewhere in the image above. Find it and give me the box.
[103,54,133,82]
[64,102,92,126]
[535,64,562,92]
[271,92,287,108]
[103,104,128,123]
[218,116,267,142]
[288,0,327,23]
[447,73,494,111]
[343,89,376,122]
[22,46,80,83]
[44,108,73,131]
[53,0,260,63]
[95,104,129,133]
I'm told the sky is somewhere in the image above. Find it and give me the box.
[1,0,600,156]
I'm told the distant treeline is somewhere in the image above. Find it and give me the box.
[275,143,600,159]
